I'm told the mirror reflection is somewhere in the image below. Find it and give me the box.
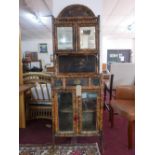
[57,27,73,50]
[80,27,96,49]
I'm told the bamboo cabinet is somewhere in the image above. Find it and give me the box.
[52,5,104,147]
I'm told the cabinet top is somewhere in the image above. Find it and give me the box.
[57,4,96,18]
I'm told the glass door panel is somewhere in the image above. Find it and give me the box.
[57,27,73,50]
[81,92,97,131]
[80,27,96,49]
[58,92,73,131]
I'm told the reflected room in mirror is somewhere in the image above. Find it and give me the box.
[57,27,73,50]
[80,27,96,49]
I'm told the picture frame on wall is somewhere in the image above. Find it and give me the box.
[39,43,48,53]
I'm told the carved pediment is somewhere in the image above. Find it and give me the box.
[58,4,95,18]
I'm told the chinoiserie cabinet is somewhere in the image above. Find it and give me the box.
[51,4,104,147]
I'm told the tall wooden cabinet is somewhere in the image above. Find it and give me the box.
[52,5,104,147]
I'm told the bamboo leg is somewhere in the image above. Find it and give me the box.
[52,126,55,145]
[19,92,26,128]
[99,130,104,155]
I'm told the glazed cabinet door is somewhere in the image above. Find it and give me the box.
[57,27,73,50]
[79,91,99,134]
[79,26,96,50]
[56,91,76,135]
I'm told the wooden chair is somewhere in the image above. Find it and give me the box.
[104,63,135,111]
[109,86,135,149]
[23,72,52,120]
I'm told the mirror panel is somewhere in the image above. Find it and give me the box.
[80,27,96,49]
[57,27,73,50]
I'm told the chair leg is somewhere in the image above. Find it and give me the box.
[104,87,111,112]
[52,126,55,145]
[128,120,133,149]
[109,106,114,128]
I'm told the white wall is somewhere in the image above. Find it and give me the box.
[21,39,53,69]
[101,37,135,64]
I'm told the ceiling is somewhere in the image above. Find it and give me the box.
[19,0,135,41]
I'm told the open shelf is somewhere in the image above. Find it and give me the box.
[59,108,73,113]
[82,110,96,113]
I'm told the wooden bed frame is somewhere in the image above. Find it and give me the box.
[23,72,52,120]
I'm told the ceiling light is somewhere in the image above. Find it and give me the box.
[39,17,49,25]
[25,13,40,24]
[127,23,135,32]
[25,12,51,26]
[60,37,66,43]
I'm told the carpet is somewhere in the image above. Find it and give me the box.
[19,143,101,155]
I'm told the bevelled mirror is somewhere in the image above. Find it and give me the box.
[80,27,96,49]
[57,27,73,50]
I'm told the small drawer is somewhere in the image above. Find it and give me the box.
[91,77,100,86]
[55,79,63,87]
[66,78,89,86]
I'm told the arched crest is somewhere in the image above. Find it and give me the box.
[58,4,95,18]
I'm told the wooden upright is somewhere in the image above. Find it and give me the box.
[19,33,26,128]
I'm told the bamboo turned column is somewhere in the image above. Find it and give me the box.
[19,32,26,128]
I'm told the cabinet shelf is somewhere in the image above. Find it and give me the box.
[59,109,73,113]
[59,107,73,113]
[82,110,96,113]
